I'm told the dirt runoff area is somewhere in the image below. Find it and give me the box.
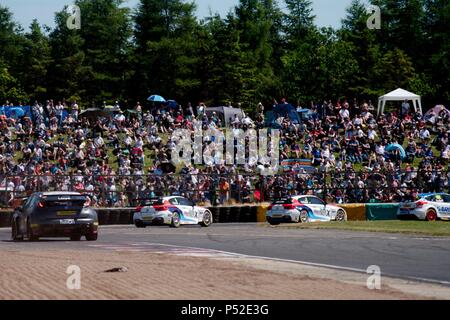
[0,249,449,300]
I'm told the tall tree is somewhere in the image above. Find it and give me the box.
[132,0,201,104]
[234,0,282,107]
[0,6,27,103]
[422,0,450,102]
[76,0,132,104]
[47,8,88,103]
[19,20,51,101]
[283,0,316,42]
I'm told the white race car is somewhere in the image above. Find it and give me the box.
[133,196,213,228]
[266,195,347,225]
[398,193,450,221]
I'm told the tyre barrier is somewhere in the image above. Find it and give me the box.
[229,206,241,223]
[97,209,110,225]
[249,206,258,222]
[337,204,366,221]
[119,209,133,225]
[365,203,399,221]
[208,207,220,224]
[108,210,121,225]
[257,204,270,222]
[219,207,231,223]
[241,205,253,222]
[0,204,404,228]
[0,212,12,228]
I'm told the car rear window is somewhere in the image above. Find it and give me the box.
[153,198,166,205]
[272,198,293,205]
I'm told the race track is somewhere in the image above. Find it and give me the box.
[1,223,450,285]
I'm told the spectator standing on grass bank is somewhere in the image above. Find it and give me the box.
[71,101,79,120]
[401,99,410,118]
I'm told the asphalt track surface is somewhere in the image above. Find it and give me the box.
[1,223,450,285]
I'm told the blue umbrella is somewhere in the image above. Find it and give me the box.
[147,95,166,103]
[386,143,406,160]
[9,107,25,118]
[165,100,178,109]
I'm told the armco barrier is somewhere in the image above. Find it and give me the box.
[338,204,367,221]
[365,203,399,221]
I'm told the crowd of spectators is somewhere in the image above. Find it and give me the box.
[0,97,449,207]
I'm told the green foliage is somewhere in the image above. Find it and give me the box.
[0,0,448,108]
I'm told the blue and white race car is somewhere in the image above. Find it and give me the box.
[133,196,213,228]
[398,193,450,221]
[266,195,347,225]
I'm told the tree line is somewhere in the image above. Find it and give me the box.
[0,0,449,111]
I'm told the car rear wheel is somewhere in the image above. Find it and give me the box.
[11,219,23,241]
[27,221,39,241]
[70,235,82,241]
[335,209,347,222]
[426,209,437,222]
[299,210,310,223]
[134,220,146,228]
[200,211,212,227]
[268,219,281,226]
[85,233,98,241]
[170,212,181,228]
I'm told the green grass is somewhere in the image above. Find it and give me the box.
[279,220,450,237]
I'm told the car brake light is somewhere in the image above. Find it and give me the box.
[38,201,45,208]
[154,200,170,211]
[416,200,428,208]
[268,205,273,210]
[283,204,295,210]
[135,206,143,213]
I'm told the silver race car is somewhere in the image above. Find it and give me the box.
[133,196,213,228]
[398,193,450,221]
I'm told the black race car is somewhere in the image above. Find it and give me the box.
[11,192,98,241]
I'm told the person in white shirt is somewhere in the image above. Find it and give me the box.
[94,136,104,148]
[71,101,79,120]
[375,143,385,155]
[124,135,133,147]
[419,128,430,140]
[55,102,64,126]
[368,128,378,140]
[339,106,350,119]
[356,126,365,138]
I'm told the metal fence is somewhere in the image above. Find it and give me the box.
[1,170,449,208]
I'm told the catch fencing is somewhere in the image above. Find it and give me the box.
[0,169,449,208]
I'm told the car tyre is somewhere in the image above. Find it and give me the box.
[170,212,181,228]
[85,233,98,241]
[27,220,39,241]
[70,235,82,241]
[426,209,437,222]
[267,217,280,225]
[299,210,310,223]
[335,209,347,222]
[200,211,213,227]
[134,220,146,228]
[11,219,23,241]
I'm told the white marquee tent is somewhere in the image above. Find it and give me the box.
[377,88,422,116]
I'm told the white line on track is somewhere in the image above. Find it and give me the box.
[124,242,450,287]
